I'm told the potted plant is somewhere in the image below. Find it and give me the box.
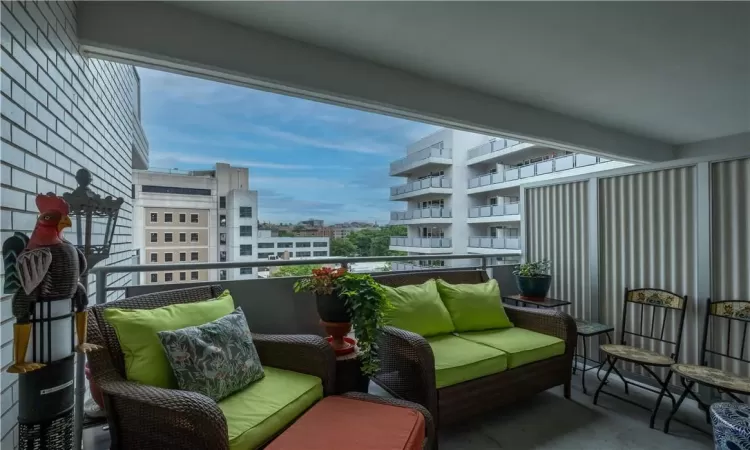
[513,259,552,299]
[294,267,390,378]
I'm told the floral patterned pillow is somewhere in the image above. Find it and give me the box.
[157,307,264,401]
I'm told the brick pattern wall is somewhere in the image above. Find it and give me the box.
[0,1,144,447]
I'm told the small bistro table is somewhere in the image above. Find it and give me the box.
[502,295,572,309]
[573,319,615,394]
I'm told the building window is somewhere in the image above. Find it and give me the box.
[219,270,226,281]
[191,271,199,280]
[150,213,157,222]
[150,253,157,263]
[191,252,199,261]
[165,253,173,262]
[150,233,157,243]
[313,242,328,248]
[220,215,226,227]
[165,273,173,282]
[165,233,173,242]
[277,251,286,257]
[179,272,186,281]
[313,251,327,257]
[240,226,252,237]
[277,242,293,248]
[220,251,226,262]
[258,252,273,259]
[239,207,252,218]
[142,185,211,196]
[180,252,186,262]
[296,251,311,257]
[191,214,199,223]
[220,233,226,244]
[164,213,173,223]
[295,242,311,248]
[191,233,199,243]
[240,268,253,275]
[179,213,186,223]
[240,245,253,256]
[179,233,186,242]
[219,196,226,209]
[150,273,157,283]
[258,242,274,249]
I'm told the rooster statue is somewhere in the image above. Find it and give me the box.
[2,193,100,374]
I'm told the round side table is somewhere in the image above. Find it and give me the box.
[711,402,750,450]
[334,350,369,395]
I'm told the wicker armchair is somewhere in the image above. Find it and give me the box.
[87,285,336,450]
[372,270,577,426]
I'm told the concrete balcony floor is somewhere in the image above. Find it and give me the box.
[84,367,712,449]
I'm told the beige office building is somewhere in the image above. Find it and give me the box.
[133,163,258,285]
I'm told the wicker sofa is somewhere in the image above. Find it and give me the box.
[372,269,577,426]
[87,285,336,450]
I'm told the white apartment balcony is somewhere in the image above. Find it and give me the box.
[390,176,452,201]
[467,154,629,194]
[466,139,536,166]
[389,146,452,176]
[390,207,452,225]
[468,203,520,223]
[389,236,452,254]
[467,236,522,255]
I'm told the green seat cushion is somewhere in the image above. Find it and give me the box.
[426,334,508,388]
[382,279,455,337]
[219,366,323,450]
[458,328,565,369]
[103,290,235,388]
[436,278,513,331]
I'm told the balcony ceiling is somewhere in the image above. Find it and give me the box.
[174,1,749,146]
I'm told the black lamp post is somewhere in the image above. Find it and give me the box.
[62,169,124,450]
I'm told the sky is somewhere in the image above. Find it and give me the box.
[138,68,439,225]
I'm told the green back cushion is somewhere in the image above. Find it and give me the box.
[436,278,513,331]
[104,290,235,388]
[382,279,455,336]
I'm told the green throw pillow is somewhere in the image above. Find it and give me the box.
[158,308,264,401]
[436,279,513,331]
[382,279,455,337]
[104,290,235,388]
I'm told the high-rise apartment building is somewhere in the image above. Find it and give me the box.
[388,128,631,270]
[133,163,258,284]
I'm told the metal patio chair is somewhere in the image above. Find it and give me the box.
[663,298,750,434]
[593,288,688,428]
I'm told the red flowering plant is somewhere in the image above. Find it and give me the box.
[293,266,347,295]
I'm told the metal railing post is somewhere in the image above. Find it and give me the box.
[96,269,107,305]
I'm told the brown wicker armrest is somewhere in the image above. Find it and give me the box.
[505,305,577,350]
[253,333,336,395]
[374,326,438,420]
[97,375,229,450]
[340,392,436,450]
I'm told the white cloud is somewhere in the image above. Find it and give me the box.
[150,152,316,170]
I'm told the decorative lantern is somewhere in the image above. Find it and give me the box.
[62,169,124,450]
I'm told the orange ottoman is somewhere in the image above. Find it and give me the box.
[267,395,427,450]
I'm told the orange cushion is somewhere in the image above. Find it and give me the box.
[266,396,425,450]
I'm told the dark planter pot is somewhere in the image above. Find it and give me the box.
[316,292,350,323]
[515,275,552,299]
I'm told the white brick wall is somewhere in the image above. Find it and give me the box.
[0,1,146,446]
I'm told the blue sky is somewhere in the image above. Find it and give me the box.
[139,68,438,224]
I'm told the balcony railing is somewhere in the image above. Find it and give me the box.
[467,138,522,160]
[468,236,521,250]
[392,261,446,271]
[390,176,451,196]
[390,207,452,221]
[468,202,520,218]
[390,146,452,174]
[389,236,452,248]
[468,154,605,189]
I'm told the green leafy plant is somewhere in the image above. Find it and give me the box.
[294,268,390,376]
[513,259,551,277]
